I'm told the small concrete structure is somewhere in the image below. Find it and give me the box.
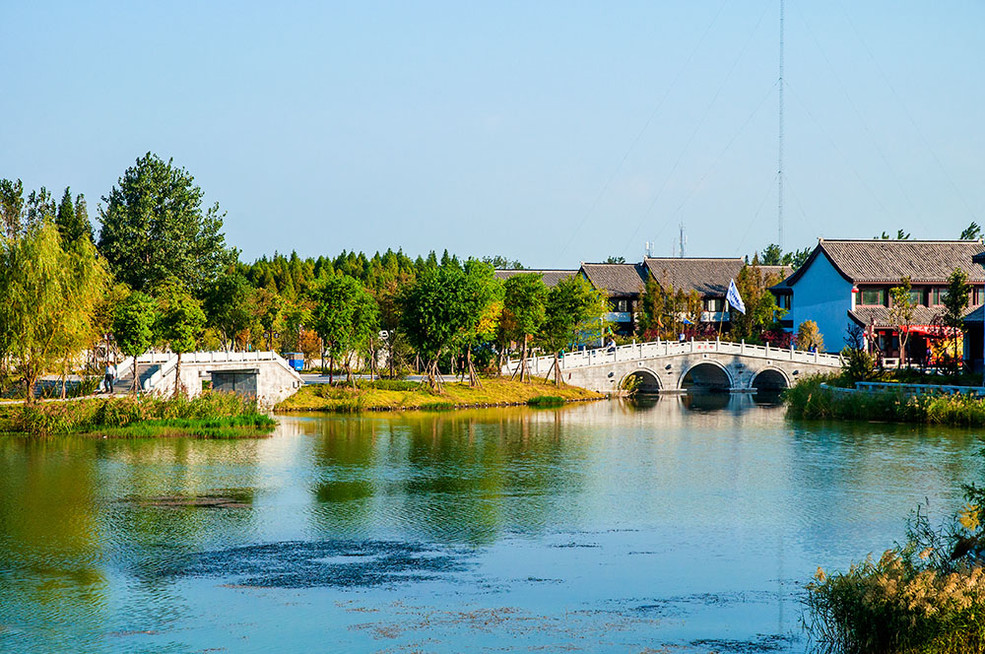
[504,339,841,393]
[116,351,303,406]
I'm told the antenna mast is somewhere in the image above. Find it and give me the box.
[777,0,785,248]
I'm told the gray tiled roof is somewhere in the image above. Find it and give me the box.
[493,269,575,287]
[579,263,648,296]
[643,257,745,297]
[850,304,981,328]
[793,239,985,285]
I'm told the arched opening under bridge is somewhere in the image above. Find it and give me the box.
[621,370,661,395]
[680,362,732,392]
[751,368,789,392]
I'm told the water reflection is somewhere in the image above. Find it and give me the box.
[0,401,983,653]
[306,409,582,544]
[0,438,107,652]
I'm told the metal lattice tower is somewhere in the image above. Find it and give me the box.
[777,0,785,248]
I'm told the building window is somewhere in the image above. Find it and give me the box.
[859,288,886,306]
[704,298,724,312]
[931,288,943,305]
[907,288,923,306]
[975,287,983,306]
[615,299,628,312]
[776,294,791,310]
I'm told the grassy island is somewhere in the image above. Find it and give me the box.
[274,377,604,413]
[0,392,276,438]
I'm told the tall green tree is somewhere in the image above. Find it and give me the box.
[254,287,282,350]
[157,285,206,396]
[539,276,607,385]
[204,273,255,351]
[98,152,235,293]
[113,291,158,392]
[400,264,481,389]
[637,277,702,340]
[889,276,916,365]
[502,273,548,382]
[0,178,24,240]
[961,222,982,240]
[55,187,93,246]
[312,274,378,385]
[25,187,56,230]
[939,268,971,372]
[452,260,499,386]
[730,262,785,344]
[0,222,108,400]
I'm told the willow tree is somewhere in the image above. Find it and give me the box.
[0,222,108,401]
[539,276,608,386]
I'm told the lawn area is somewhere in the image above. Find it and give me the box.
[0,392,276,438]
[275,377,604,413]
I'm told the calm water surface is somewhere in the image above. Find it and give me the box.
[1,397,983,653]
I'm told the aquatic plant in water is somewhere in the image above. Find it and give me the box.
[805,487,985,653]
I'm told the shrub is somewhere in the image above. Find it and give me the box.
[13,391,270,436]
[806,489,985,654]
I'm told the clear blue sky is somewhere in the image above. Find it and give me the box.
[2,1,982,267]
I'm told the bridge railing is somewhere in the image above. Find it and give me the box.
[504,338,842,375]
[137,350,302,393]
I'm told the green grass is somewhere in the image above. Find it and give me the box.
[276,377,604,413]
[7,392,276,438]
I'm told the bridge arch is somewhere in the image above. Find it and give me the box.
[678,361,733,391]
[750,367,790,391]
[619,368,662,394]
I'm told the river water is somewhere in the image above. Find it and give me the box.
[1,397,982,653]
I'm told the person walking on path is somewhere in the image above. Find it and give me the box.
[104,362,116,394]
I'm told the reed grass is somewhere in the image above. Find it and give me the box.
[11,392,275,437]
[784,375,985,427]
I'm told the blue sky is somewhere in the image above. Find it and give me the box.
[2,1,982,267]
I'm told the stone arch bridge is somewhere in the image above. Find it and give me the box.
[504,339,842,394]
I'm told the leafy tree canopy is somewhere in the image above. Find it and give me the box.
[55,187,93,246]
[114,291,157,358]
[481,254,524,270]
[961,222,982,241]
[98,152,235,293]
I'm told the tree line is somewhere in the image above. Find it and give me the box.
[0,153,611,399]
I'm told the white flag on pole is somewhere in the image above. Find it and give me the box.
[726,279,745,314]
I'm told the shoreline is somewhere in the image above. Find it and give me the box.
[274,395,607,414]
[273,378,606,414]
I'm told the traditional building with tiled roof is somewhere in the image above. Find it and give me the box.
[784,238,985,360]
[578,263,649,334]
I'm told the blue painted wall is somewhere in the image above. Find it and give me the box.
[790,252,854,351]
